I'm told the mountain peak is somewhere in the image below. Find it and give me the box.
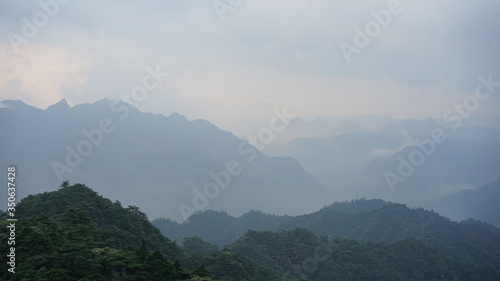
[167,112,189,124]
[0,99,32,110]
[46,98,71,111]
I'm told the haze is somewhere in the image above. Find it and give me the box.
[1,0,500,135]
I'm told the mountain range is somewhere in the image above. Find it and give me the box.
[2,183,499,280]
[267,115,500,205]
[153,198,500,272]
[423,177,500,228]
[1,99,499,226]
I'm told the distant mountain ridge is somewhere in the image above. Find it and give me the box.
[153,210,293,247]
[266,114,500,205]
[0,99,332,221]
[2,98,499,225]
[423,177,500,228]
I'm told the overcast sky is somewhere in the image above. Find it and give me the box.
[1,0,499,132]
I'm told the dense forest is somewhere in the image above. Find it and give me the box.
[154,199,500,272]
[229,228,499,281]
[1,183,499,280]
[0,183,274,280]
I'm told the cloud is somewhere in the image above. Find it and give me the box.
[0,0,499,130]
[0,43,91,108]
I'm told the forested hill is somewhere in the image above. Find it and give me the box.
[2,184,499,280]
[228,228,500,281]
[155,198,500,272]
[0,183,277,280]
[281,198,500,243]
[281,199,500,270]
[15,182,183,259]
[151,199,391,247]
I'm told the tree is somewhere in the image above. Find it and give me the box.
[143,250,180,281]
[60,180,70,188]
[191,264,214,279]
[136,239,149,262]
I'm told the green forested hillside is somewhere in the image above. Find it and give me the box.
[280,199,500,270]
[228,228,500,281]
[0,183,275,281]
[155,198,500,272]
[2,184,499,280]
[15,182,185,261]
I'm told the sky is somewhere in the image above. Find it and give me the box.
[1,0,499,134]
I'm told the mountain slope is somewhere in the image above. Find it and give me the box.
[156,198,500,273]
[280,199,500,271]
[361,139,500,202]
[0,99,332,221]
[16,182,185,261]
[153,209,293,247]
[424,177,500,228]
[228,228,500,281]
[0,182,279,280]
[266,116,500,204]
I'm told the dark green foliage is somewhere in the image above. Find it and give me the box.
[183,236,218,256]
[228,228,500,281]
[15,183,185,261]
[0,193,186,280]
[1,184,499,281]
[326,198,390,213]
[136,239,149,262]
[281,199,500,271]
[199,250,278,281]
[0,183,279,281]
[144,250,181,281]
[191,264,213,279]
[180,237,278,279]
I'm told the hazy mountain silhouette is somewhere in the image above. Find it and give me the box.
[361,139,500,202]
[423,178,500,228]
[266,116,500,205]
[0,99,332,221]
[153,209,293,247]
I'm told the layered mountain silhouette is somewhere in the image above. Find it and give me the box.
[154,198,500,274]
[0,99,332,221]
[267,115,500,205]
[2,98,499,224]
[423,177,500,228]
[4,183,499,280]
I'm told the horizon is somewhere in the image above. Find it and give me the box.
[1,1,500,134]
[2,97,500,139]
